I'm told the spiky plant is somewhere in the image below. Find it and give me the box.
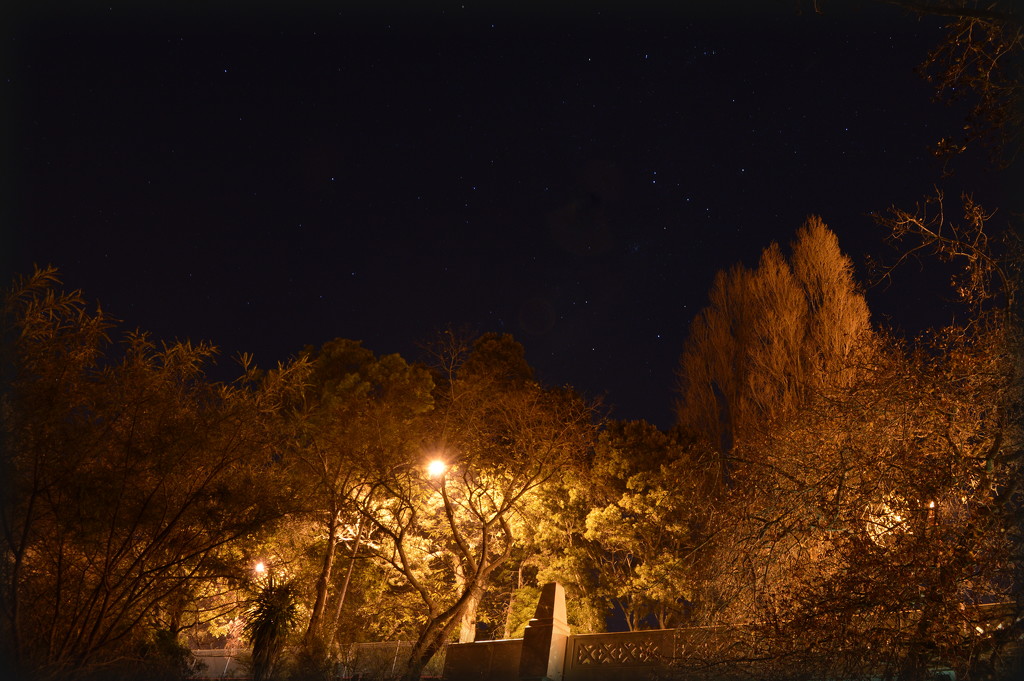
[244,576,299,681]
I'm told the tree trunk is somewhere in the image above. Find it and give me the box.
[305,509,339,644]
[502,561,526,639]
[398,564,490,681]
[458,584,484,643]
[326,514,364,651]
[398,610,463,681]
[453,559,489,643]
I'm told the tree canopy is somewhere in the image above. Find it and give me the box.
[676,218,872,477]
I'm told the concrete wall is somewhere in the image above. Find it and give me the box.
[444,639,523,681]
[443,629,708,681]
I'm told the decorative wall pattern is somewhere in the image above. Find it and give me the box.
[567,630,674,669]
[574,638,663,665]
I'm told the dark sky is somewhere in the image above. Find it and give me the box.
[4,2,1012,428]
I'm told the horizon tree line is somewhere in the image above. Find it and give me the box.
[1,199,1019,681]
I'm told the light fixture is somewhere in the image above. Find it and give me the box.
[427,459,447,478]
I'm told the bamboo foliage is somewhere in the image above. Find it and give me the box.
[1,268,297,680]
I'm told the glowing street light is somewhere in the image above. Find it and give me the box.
[426,459,448,478]
[254,561,266,575]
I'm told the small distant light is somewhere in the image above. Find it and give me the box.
[255,562,266,574]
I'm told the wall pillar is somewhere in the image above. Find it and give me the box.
[518,582,569,681]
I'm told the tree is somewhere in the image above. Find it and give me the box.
[284,338,434,661]
[244,576,299,681]
[355,332,596,681]
[671,200,1022,680]
[693,324,1020,681]
[582,421,715,630]
[0,268,300,680]
[519,458,610,635]
[907,0,1023,166]
[669,6,1022,677]
[873,188,1018,315]
[676,218,872,478]
[178,515,314,652]
[808,1,1023,166]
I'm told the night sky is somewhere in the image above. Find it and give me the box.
[5,2,1014,428]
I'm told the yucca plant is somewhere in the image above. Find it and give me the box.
[244,576,299,681]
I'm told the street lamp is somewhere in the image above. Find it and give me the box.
[427,459,448,478]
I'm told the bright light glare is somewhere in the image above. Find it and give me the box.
[427,460,447,478]
[254,561,266,574]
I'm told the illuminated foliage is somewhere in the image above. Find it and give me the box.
[354,332,596,681]
[244,576,299,681]
[0,268,302,680]
[284,338,434,660]
[676,218,872,478]
[669,203,1022,678]
[696,319,1021,681]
